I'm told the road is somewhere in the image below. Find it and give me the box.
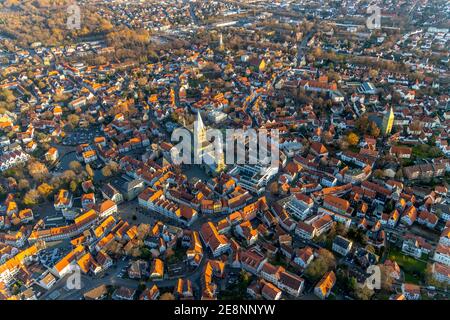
[296,29,316,68]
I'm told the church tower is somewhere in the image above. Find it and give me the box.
[170,88,176,108]
[194,111,208,164]
[219,33,225,51]
[381,106,395,136]
[193,111,225,173]
[196,111,207,145]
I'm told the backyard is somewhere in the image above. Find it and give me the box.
[388,247,427,284]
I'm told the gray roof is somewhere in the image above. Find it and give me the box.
[333,235,352,249]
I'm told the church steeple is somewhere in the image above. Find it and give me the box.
[193,111,225,173]
[194,111,207,162]
[196,111,205,137]
[219,33,225,51]
[381,106,395,136]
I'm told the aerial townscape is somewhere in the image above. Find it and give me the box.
[0,0,449,302]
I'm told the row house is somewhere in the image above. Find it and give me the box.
[0,243,44,284]
[284,193,314,220]
[403,163,446,180]
[314,271,336,299]
[0,230,27,248]
[431,262,450,284]
[0,150,30,172]
[433,244,450,267]
[401,234,432,259]
[235,221,258,246]
[295,221,316,240]
[199,222,230,258]
[259,261,305,297]
[293,247,314,269]
[417,210,438,229]
[239,247,267,275]
[401,206,418,226]
[439,228,450,246]
[28,210,98,243]
[138,188,198,226]
[321,195,352,216]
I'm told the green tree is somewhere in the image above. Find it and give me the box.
[70,180,78,193]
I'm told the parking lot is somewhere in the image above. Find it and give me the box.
[39,246,70,269]
[62,127,103,146]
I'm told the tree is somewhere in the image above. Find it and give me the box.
[18,179,30,191]
[338,139,349,151]
[347,228,368,245]
[159,293,175,300]
[369,69,378,79]
[37,183,53,198]
[240,270,251,284]
[373,169,384,179]
[109,161,120,173]
[354,284,374,300]
[23,189,40,206]
[70,180,78,193]
[366,245,376,254]
[101,166,112,177]
[0,89,15,110]
[61,170,76,182]
[67,114,80,128]
[369,121,380,138]
[268,181,279,195]
[378,265,394,292]
[335,222,348,237]
[27,161,49,182]
[6,177,17,189]
[69,161,82,173]
[395,169,403,180]
[346,132,359,146]
[50,176,63,189]
[305,248,336,281]
[355,115,369,134]
[140,248,152,260]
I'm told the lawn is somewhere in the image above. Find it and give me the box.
[411,144,443,160]
[388,248,427,284]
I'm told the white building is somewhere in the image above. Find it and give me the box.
[332,236,353,256]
